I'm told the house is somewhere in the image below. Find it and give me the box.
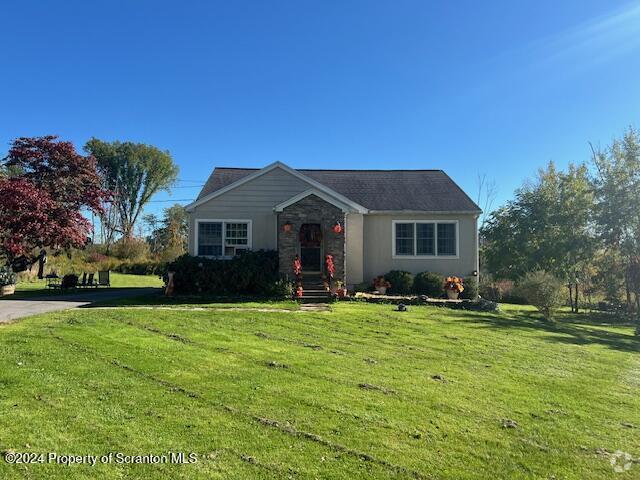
[186,162,481,287]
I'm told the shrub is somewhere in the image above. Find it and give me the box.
[413,272,443,297]
[385,270,414,294]
[479,277,527,303]
[0,266,17,286]
[111,237,151,261]
[354,282,372,293]
[516,271,564,321]
[460,277,479,300]
[167,250,286,297]
[114,261,165,276]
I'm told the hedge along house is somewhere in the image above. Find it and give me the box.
[185,162,481,287]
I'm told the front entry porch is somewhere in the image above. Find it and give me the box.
[277,194,346,283]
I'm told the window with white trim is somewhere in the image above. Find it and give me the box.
[393,221,457,257]
[197,220,251,257]
[225,222,249,256]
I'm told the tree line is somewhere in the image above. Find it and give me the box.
[482,127,640,326]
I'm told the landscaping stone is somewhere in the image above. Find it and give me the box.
[501,419,518,429]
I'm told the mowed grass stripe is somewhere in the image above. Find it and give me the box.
[49,314,443,475]
[1,319,407,479]
[48,329,426,479]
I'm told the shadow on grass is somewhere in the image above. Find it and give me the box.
[1,287,162,302]
[467,308,639,353]
[85,293,295,308]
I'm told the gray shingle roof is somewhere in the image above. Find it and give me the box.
[197,167,481,212]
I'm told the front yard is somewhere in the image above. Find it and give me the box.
[0,302,638,479]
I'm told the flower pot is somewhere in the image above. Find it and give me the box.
[376,286,387,295]
[446,289,459,300]
[1,284,16,296]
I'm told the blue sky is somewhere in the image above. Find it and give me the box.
[2,1,640,218]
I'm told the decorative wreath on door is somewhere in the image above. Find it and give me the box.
[299,224,322,247]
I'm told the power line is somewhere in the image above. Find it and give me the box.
[148,198,194,203]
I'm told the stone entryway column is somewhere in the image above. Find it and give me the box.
[277,194,346,282]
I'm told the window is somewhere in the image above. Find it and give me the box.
[416,223,435,255]
[437,223,456,256]
[197,222,222,256]
[197,220,251,257]
[392,221,457,257]
[395,223,415,256]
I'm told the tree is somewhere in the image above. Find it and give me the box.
[476,173,498,231]
[142,213,160,253]
[0,136,108,261]
[516,271,565,321]
[481,162,596,311]
[146,204,188,260]
[591,127,640,331]
[84,139,179,239]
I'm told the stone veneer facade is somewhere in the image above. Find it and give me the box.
[277,194,346,282]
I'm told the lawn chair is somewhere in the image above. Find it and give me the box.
[86,272,95,288]
[79,272,87,287]
[49,274,78,291]
[98,270,111,288]
[46,274,60,290]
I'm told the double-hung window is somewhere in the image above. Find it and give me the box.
[393,221,457,257]
[197,220,251,257]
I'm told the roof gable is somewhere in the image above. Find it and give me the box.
[186,162,367,213]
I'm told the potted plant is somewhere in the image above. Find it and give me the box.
[0,266,17,296]
[334,280,347,298]
[444,276,464,299]
[373,275,391,295]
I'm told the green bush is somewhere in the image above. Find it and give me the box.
[114,261,165,276]
[385,270,414,295]
[460,277,479,300]
[353,282,372,293]
[516,271,564,321]
[413,272,443,297]
[167,250,287,297]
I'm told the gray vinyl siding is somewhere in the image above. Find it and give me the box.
[188,168,310,255]
[362,213,478,280]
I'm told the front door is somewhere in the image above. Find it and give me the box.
[299,223,322,272]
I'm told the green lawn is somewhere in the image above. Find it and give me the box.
[5,273,164,299]
[0,302,638,479]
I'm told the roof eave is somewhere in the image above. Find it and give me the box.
[367,209,482,215]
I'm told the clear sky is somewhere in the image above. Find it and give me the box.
[2,1,640,218]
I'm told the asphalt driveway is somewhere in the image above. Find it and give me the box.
[0,288,160,324]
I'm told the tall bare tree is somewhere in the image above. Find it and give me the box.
[476,173,497,231]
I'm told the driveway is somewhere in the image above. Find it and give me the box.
[0,288,161,324]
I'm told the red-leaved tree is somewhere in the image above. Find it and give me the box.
[0,136,109,261]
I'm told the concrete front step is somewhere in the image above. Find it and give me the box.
[300,297,332,304]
